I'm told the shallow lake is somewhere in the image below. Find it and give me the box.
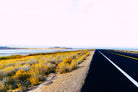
[0,49,81,56]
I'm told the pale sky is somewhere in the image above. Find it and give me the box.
[0,0,138,48]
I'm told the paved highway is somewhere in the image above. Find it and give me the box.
[81,50,138,92]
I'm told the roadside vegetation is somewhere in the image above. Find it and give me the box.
[112,50,138,54]
[0,55,25,60]
[0,50,90,91]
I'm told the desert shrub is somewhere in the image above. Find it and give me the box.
[13,70,30,80]
[58,59,62,63]
[77,60,82,64]
[0,64,4,69]
[47,60,55,64]
[6,77,17,89]
[46,59,59,65]
[12,70,30,90]
[20,62,25,65]
[28,71,44,85]
[27,59,38,65]
[41,57,47,61]
[0,70,5,77]
[46,63,56,73]
[77,57,84,64]
[75,55,81,59]
[33,64,49,74]
[29,76,39,85]
[77,52,90,64]
[70,60,78,70]
[27,63,48,85]
[0,81,6,91]
[15,65,31,72]
[7,63,15,67]
[20,65,31,72]
[2,66,17,76]
[0,77,10,91]
[62,57,73,64]
[86,51,90,56]
[56,62,71,74]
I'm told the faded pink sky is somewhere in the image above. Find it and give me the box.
[0,0,138,48]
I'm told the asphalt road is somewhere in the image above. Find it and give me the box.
[81,50,138,92]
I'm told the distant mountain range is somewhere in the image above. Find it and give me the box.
[47,47,72,49]
[0,46,24,49]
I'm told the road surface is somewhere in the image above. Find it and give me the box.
[81,50,138,92]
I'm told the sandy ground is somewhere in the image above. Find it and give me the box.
[28,51,95,92]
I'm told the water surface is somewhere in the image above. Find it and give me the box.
[0,49,81,56]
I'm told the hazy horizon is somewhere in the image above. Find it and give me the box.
[1,45,138,51]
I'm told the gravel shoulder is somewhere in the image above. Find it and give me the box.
[28,51,95,92]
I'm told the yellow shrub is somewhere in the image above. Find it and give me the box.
[46,63,56,73]
[33,64,48,74]
[17,83,22,90]
[0,84,5,91]
[28,70,44,85]
[28,64,47,85]
[2,66,16,76]
[77,57,83,64]
[63,57,73,64]
[27,68,39,85]
[70,60,78,70]
[13,70,30,80]
[3,66,15,71]
[86,52,90,56]
[29,75,40,85]
[56,62,71,74]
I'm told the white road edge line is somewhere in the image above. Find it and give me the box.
[98,50,138,88]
